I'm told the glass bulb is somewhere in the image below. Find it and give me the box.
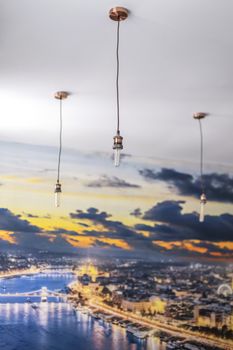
[114,148,121,167]
[199,201,205,222]
[199,193,207,223]
[55,192,61,207]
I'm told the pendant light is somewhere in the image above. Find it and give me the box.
[193,112,207,222]
[54,91,69,207]
[109,7,128,167]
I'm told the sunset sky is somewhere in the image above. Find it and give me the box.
[0,139,232,261]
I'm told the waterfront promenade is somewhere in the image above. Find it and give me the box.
[0,267,40,279]
[88,298,233,350]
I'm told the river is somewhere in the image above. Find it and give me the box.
[0,272,166,350]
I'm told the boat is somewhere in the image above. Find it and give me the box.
[133,327,154,339]
[31,303,39,309]
[41,296,47,302]
[127,323,153,339]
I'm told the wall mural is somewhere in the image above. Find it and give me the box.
[0,140,232,261]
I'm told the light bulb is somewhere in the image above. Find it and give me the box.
[114,148,121,167]
[54,182,62,208]
[55,192,61,207]
[113,132,123,167]
[199,193,207,222]
[199,202,205,222]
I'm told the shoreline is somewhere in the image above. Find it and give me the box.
[68,294,232,350]
[0,267,40,280]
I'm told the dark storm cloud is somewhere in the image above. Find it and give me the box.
[70,207,146,245]
[139,200,233,242]
[86,175,140,189]
[1,203,232,258]
[139,168,233,203]
[0,207,79,253]
[0,208,41,233]
[12,231,77,253]
[70,207,155,251]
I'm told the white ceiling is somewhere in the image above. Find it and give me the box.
[0,0,233,169]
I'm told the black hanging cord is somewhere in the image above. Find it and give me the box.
[198,119,205,193]
[57,98,63,183]
[116,18,120,133]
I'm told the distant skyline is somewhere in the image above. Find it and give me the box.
[0,140,232,261]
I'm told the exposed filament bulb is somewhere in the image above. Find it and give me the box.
[199,193,207,222]
[114,148,121,167]
[113,132,123,167]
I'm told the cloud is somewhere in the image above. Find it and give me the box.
[0,208,79,253]
[70,204,233,259]
[110,153,132,161]
[22,212,39,218]
[152,240,233,258]
[92,239,124,250]
[39,168,56,173]
[137,200,233,242]
[86,175,140,189]
[70,207,112,223]
[139,168,233,203]
[12,231,77,253]
[70,207,154,251]
[49,228,80,237]
[0,208,41,233]
[78,222,89,227]
[130,208,142,217]
[22,212,51,219]
[1,203,232,260]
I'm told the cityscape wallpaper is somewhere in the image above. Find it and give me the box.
[0,1,233,350]
[0,139,232,261]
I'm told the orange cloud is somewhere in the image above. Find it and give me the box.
[98,238,131,250]
[153,240,207,254]
[213,242,233,251]
[153,241,182,250]
[65,234,131,250]
[210,252,222,257]
[0,231,16,244]
[65,235,94,248]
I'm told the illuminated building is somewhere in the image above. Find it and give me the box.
[121,296,167,315]
[76,261,109,283]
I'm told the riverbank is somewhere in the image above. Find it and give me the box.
[87,299,233,350]
[68,294,232,350]
[0,267,40,279]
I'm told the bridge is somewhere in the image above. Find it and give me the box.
[41,266,75,274]
[0,287,67,299]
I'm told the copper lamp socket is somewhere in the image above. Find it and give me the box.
[55,182,62,193]
[113,134,123,150]
[193,112,208,120]
[109,7,128,21]
[54,91,69,100]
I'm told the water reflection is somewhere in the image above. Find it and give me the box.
[0,274,165,350]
